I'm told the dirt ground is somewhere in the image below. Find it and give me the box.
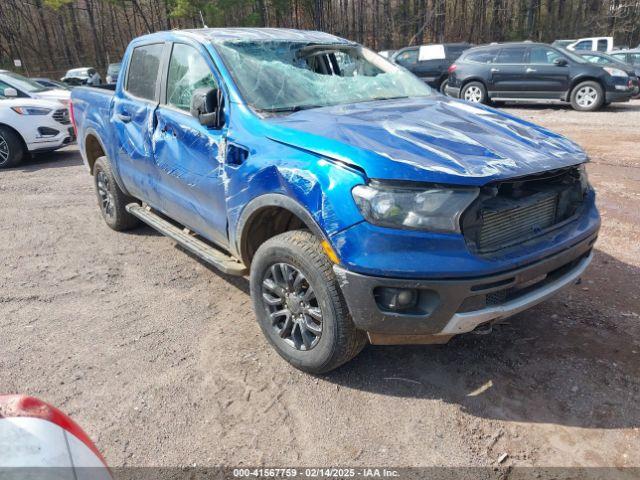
[1,100,639,471]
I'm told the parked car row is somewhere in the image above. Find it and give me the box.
[0,70,75,167]
[382,36,639,111]
[445,42,637,111]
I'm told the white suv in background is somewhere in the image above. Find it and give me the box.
[0,70,71,104]
[0,97,75,168]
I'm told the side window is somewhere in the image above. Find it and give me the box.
[395,49,418,66]
[574,40,592,51]
[465,49,498,64]
[597,39,608,52]
[125,43,164,101]
[629,53,640,65]
[166,43,218,111]
[0,80,13,96]
[529,47,562,64]
[495,47,527,64]
[611,53,628,63]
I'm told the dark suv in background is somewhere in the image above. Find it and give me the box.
[392,43,470,92]
[445,42,635,111]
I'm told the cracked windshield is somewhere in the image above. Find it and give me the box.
[215,41,433,112]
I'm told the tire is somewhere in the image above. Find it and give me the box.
[461,81,488,104]
[570,81,604,112]
[0,126,25,169]
[439,79,449,95]
[93,156,140,231]
[250,230,367,374]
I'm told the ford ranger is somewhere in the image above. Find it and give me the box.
[71,28,600,373]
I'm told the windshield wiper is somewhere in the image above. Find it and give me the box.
[260,104,325,113]
[370,95,410,101]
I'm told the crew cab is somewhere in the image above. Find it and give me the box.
[0,96,74,168]
[446,42,634,111]
[71,29,600,373]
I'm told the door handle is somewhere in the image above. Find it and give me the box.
[490,68,500,73]
[526,68,537,73]
[116,112,131,123]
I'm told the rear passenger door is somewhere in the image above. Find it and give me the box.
[489,46,528,96]
[113,42,167,201]
[525,46,570,99]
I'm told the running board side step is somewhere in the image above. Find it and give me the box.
[126,203,247,276]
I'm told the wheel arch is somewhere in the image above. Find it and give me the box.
[235,193,329,267]
[82,128,132,196]
[459,77,490,98]
[568,76,606,96]
[82,128,108,174]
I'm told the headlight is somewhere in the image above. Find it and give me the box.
[603,67,628,78]
[577,164,590,193]
[10,106,52,115]
[352,183,479,233]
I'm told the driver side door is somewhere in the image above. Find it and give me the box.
[151,41,229,248]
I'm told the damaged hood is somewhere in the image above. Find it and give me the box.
[265,96,587,186]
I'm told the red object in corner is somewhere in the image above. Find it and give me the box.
[0,394,107,467]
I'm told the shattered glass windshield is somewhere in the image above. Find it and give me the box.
[215,41,432,112]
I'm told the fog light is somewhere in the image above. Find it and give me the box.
[374,287,418,311]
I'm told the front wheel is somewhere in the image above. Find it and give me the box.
[570,81,604,111]
[0,126,25,169]
[250,230,367,374]
[461,81,488,104]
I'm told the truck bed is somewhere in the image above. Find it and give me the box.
[71,85,116,171]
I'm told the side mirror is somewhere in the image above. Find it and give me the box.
[554,58,568,66]
[3,87,18,97]
[190,87,224,129]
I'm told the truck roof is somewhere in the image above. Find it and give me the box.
[137,27,353,45]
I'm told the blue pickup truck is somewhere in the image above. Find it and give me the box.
[71,28,600,373]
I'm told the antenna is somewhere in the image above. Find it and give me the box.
[199,10,208,28]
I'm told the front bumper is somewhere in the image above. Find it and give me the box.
[334,231,597,344]
[27,126,75,153]
[605,90,633,103]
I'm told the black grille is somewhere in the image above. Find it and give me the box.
[53,108,70,125]
[478,193,558,252]
[462,166,586,253]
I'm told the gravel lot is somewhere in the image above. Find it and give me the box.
[1,101,639,470]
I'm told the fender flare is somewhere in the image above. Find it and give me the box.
[234,193,328,262]
[82,127,131,196]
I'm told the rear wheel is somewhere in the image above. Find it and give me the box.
[439,79,449,95]
[93,156,140,231]
[250,230,367,374]
[461,81,487,104]
[570,81,604,111]
[0,126,25,169]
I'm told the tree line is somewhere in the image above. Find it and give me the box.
[1,0,639,78]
